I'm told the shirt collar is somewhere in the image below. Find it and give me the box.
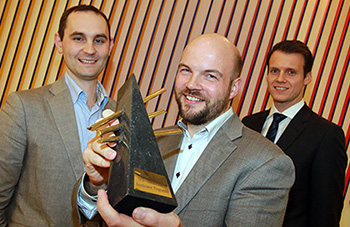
[95,81,108,106]
[178,108,234,139]
[64,73,108,106]
[269,99,305,119]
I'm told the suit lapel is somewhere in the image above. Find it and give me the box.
[157,130,183,181]
[250,110,269,132]
[174,114,241,213]
[277,105,311,151]
[47,77,84,180]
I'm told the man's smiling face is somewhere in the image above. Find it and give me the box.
[174,35,240,126]
[267,50,311,112]
[54,11,113,82]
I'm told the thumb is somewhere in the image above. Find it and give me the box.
[97,190,139,227]
[133,208,182,227]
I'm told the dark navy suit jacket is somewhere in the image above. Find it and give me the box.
[242,104,347,227]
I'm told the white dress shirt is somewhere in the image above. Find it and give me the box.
[261,100,305,143]
[171,108,234,192]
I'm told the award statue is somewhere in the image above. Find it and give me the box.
[88,74,178,216]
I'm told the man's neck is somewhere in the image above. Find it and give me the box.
[185,107,233,138]
[84,82,97,110]
[275,101,297,113]
[187,123,208,138]
[69,74,98,110]
[273,99,305,114]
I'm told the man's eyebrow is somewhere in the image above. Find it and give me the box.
[70,32,85,37]
[204,69,221,74]
[178,63,188,69]
[69,32,108,40]
[269,66,297,71]
[178,64,223,77]
[95,34,108,39]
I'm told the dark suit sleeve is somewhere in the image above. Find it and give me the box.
[0,93,27,227]
[309,124,347,226]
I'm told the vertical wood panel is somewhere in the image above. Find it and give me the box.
[0,0,349,225]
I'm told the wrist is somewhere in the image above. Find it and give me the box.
[83,173,108,197]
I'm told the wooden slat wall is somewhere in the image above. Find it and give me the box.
[0,0,349,225]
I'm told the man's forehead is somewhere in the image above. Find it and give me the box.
[270,51,305,66]
[66,11,106,27]
[65,11,109,35]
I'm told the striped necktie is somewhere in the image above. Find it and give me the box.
[266,113,286,142]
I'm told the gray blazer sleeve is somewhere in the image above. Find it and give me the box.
[225,151,295,226]
[0,93,27,227]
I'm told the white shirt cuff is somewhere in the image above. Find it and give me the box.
[77,173,98,219]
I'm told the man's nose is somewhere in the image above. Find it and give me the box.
[186,74,201,90]
[83,41,96,55]
[276,72,286,82]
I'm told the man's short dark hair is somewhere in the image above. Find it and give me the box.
[266,40,313,77]
[58,4,111,40]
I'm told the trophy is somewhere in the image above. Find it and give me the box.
[88,74,178,216]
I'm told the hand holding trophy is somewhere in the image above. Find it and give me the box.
[87,74,177,216]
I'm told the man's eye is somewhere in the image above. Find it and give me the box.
[270,69,279,74]
[288,70,296,75]
[205,74,218,80]
[180,68,190,73]
[207,74,216,79]
[95,39,106,44]
[73,37,83,41]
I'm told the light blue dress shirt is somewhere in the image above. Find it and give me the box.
[65,73,109,219]
[64,73,109,153]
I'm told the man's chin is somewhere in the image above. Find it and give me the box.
[181,109,201,119]
[181,110,211,125]
[78,73,100,80]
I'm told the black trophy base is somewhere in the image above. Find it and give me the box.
[114,194,177,216]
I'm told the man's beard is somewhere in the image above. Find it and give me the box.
[175,89,230,125]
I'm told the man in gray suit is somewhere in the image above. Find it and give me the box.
[77,33,295,226]
[0,5,115,226]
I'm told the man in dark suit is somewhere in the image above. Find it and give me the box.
[76,34,295,226]
[242,40,347,227]
[0,5,115,226]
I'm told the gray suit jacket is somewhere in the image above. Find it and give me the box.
[0,76,115,226]
[76,112,295,226]
[156,113,295,226]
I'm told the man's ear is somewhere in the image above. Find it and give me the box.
[304,72,312,86]
[109,37,114,56]
[230,77,242,99]
[54,33,63,54]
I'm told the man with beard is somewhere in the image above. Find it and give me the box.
[75,33,295,226]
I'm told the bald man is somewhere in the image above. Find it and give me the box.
[76,33,295,227]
